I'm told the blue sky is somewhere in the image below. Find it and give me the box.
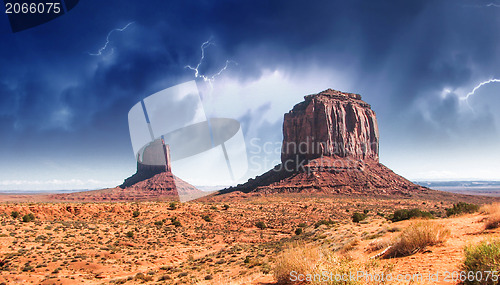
[1,0,500,190]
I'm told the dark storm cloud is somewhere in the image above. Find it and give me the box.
[3,0,496,134]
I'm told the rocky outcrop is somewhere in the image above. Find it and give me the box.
[52,140,204,202]
[221,88,428,197]
[282,89,379,164]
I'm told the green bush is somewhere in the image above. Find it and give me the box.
[22,213,35,223]
[446,202,479,217]
[132,210,140,218]
[352,212,367,223]
[294,228,303,235]
[256,221,267,229]
[171,217,181,227]
[314,219,335,228]
[11,211,19,219]
[390,209,433,222]
[202,215,212,222]
[463,239,500,285]
[223,204,230,210]
[126,231,134,238]
[169,202,177,210]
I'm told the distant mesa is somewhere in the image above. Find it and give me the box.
[52,138,204,202]
[221,89,430,196]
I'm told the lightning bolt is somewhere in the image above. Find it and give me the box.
[88,22,134,56]
[463,2,500,8]
[185,39,236,87]
[461,78,500,111]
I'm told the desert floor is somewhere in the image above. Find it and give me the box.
[0,194,498,284]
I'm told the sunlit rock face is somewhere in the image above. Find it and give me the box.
[281,89,379,164]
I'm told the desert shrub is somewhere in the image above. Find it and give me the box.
[169,202,177,210]
[132,210,140,218]
[367,238,392,253]
[171,217,181,227]
[341,238,360,252]
[481,203,500,230]
[294,228,303,235]
[202,215,212,222]
[390,208,433,222]
[210,205,218,210]
[363,209,369,214]
[298,223,307,228]
[314,219,335,228]
[204,274,213,280]
[446,202,479,217]
[22,213,35,223]
[154,220,164,226]
[126,231,134,238]
[256,221,267,229]
[10,211,19,219]
[462,239,500,285]
[158,274,171,281]
[135,272,153,281]
[274,244,320,284]
[223,204,230,210]
[274,243,367,284]
[352,212,367,223]
[386,221,449,258]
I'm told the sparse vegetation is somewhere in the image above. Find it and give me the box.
[223,204,230,210]
[446,202,479,217]
[390,208,433,222]
[352,212,367,223]
[10,211,19,219]
[314,219,335,228]
[462,239,500,285]
[386,221,449,258]
[0,196,495,284]
[169,202,177,210]
[274,243,370,284]
[22,213,35,223]
[171,217,182,227]
[481,203,500,230]
[154,219,164,226]
[132,210,140,218]
[256,221,267,229]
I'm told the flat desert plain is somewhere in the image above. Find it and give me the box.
[0,194,498,284]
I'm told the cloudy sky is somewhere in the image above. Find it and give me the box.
[0,0,500,191]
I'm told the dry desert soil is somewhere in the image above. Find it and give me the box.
[0,194,498,284]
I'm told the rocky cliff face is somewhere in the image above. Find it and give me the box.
[221,88,429,197]
[281,89,379,164]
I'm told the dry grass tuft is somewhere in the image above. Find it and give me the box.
[366,238,392,253]
[481,203,500,230]
[385,220,449,258]
[274,242,383,284]
[274,243,321,284]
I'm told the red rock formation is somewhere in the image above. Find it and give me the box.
[221,89,428,197]
[282,89,379,164]
[51,140,204,202]
[52,172,204,202]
